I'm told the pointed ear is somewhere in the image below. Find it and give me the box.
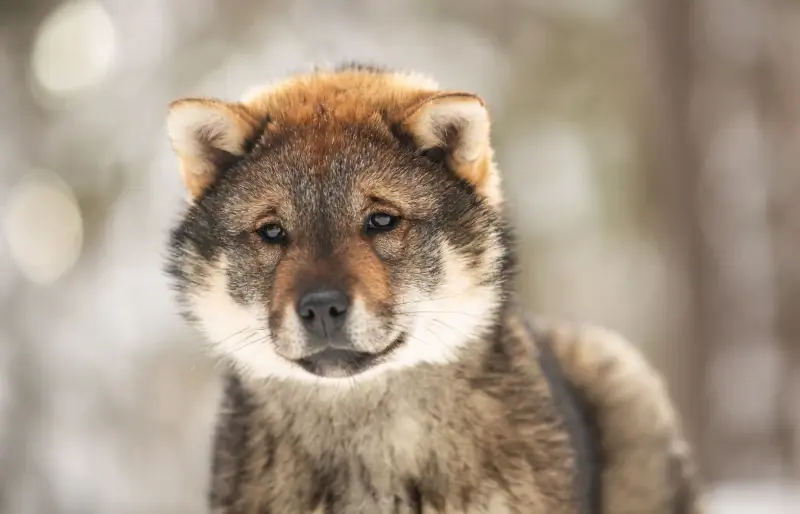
[166,98,260,199]
[402,92,501,206]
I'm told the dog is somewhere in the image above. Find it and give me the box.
[164,62,704,513]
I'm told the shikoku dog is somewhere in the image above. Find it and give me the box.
[164,63,704,514]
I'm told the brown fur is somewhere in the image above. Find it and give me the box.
[173,69,497,203]
[346,239,392,309]
[242,70,436,127]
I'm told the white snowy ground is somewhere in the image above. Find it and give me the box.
[708,481,800,513]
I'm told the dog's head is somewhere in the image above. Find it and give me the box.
[165,64,513,383]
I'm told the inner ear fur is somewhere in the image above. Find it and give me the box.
[166,98,261,199]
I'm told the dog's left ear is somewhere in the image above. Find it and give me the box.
[401,92,501,206]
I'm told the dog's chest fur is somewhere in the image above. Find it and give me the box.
[210,322,581,514]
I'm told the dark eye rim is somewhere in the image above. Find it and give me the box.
[364,212,400,234]
[256,222,288,244]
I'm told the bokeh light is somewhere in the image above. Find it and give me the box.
[30,0,117,97]
[2,171,84,285]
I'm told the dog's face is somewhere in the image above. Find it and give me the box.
[166,66,512,383]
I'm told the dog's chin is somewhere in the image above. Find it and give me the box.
[293,335,405,379]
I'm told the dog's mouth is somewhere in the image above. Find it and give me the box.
[295,335,405,378]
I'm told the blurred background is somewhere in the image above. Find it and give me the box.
[0,0,798,512]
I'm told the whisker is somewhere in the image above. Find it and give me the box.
[229,339,267,354]
[188,328,258,358]
[392,290,474,307]
[396,310,478,317]
[227,332,269,353]
[390,316,477,346]
[209,327,251,347]
[429,317,477,339]
[384,322,447,349]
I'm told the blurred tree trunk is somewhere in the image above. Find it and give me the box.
[645,0,797,483]
[763,0,800,481]
[639,0,706,479]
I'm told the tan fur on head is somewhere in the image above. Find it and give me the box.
[239,68,439,125]
[168,67,502,206]
[166,99,260,199]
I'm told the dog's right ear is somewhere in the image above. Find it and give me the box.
[166,98,260,199]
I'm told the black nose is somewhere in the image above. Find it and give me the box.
[297,289,350,341]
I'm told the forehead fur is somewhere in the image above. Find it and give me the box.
[240,66,442,129]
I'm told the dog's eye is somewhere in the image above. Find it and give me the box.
[257,223,287,244]
[365,212,399,234]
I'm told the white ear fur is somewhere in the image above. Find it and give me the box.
[406,94,490,163]
[166,99,258,199]
[404,93,500,206]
